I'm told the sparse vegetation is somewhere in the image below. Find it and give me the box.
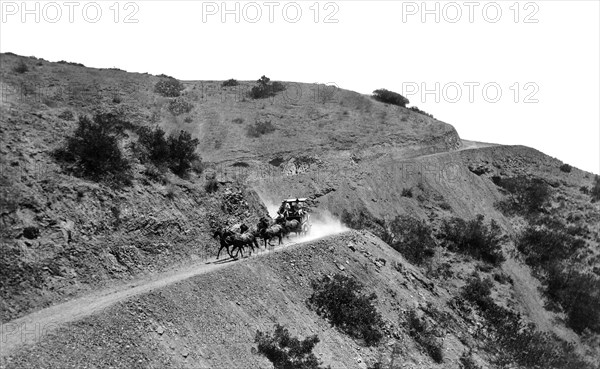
[401,188,413,198]
[383,215,436,265]
[439,215,505,265]
[222,79,239,87]
[53,113,132,186]
[232,117,244,124]
[249,75,286,99]
[493,176,551,215]
[409,106,434,118]
[247,118,276,138]
[516,219,599,334]
[459,273,592,369]
[253,324,328,369]
[167,98,193,116]
[404,309,444,363]
[372,89,409,107]
[308,274,384,346]
[154,77,184,97]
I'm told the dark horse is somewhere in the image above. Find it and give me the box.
[275,216,302,237]
[212,228,240,259]
[223,226,259,257]
[257,217,286,247]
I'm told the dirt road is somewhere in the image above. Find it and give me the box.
[0,236,325,357]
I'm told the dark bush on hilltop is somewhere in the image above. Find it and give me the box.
[13,60,28,74]
[247,118,276,138]
[222,78,239,87]
[372,89,409,107]
[459,274,591,369]
[308,274,384,346]
[384,215,436,265]
[409,106,434,118]
[250,75,286,99]
[54,113,132,185]
[254,324,327,369]
[154,77,184,97]
[559,163,572,173]
[137,126,200,178]
[494,176,551,215]
[439,215,505,265]
[405,309,444,363]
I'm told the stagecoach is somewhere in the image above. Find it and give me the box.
[277,198,311,236]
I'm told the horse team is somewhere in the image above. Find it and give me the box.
[212,215,304,260]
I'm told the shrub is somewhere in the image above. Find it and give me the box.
[58,110,75,121]
[249,75,286,99]
[559,163,572,173]
[384,215,436,265]
[137,126,170,166]
[405,309,444,363]
[23,226,40,239]
[459,351,481,369]
[137,126,200,178]
[222,79,239,87]
[579,186,589,195]
[167,98,193,116]
[54,113,132,185]
[401,188,413,198]
[232,117,244,124]
[544,267,600,334]
[372,89,409,107]
[516,222,585,269]
[460,274,592,369]
[253,324,327,369]
[308,274,384,346]
[494,176,551,214]
[154,77,184,97]
[167,130,200,177]
[14,60,28,74]
[591,175,600,202]
[204,179,219,194]
[247,119,276,138]
[439,215,505,265]
[409,106,434,118]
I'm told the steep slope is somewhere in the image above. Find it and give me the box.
[1,231,499,368]
[0,53,459,321]
[1,53,599,367]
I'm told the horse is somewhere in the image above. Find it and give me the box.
[223,227,259,257]
[212,228,241,259]
[257,217,286,247]
[275,216,302,237]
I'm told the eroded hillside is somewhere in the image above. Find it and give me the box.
[1,53,599,368]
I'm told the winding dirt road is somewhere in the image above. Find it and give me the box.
[0,237,320,357]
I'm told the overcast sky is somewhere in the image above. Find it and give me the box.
[1,0,598,173]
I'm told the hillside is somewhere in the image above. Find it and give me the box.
[1,53,599,368]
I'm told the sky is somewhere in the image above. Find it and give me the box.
[1,0,599,174]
